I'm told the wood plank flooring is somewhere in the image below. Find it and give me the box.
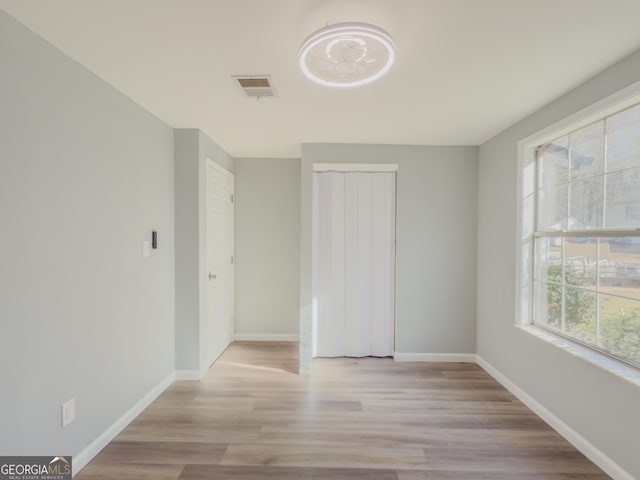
[75,342,609,479]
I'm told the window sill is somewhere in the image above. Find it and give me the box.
[516,324,640,388]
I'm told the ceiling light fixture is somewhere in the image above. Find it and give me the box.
[298,22,396,88]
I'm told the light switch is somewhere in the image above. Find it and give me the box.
[142,240,150,257]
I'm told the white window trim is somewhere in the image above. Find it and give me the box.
[515,79,640,385]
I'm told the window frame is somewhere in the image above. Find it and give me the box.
[516,80,640,371]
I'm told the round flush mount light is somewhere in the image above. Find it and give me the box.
[298,22,396,88]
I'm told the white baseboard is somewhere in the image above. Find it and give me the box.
[175,369,202,380]
[234,333,299,342]
[72,371,175,477]
[476,355,634,480]
[199,363,211,378]
[394,352,476,362]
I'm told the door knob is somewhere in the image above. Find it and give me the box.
[208,273,217,280]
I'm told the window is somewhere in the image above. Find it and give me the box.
[531,103,640,368]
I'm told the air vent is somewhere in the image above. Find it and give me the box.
[232,75,277,98]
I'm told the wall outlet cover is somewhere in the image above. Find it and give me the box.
[62,398,75,427]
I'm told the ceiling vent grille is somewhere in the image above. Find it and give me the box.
[232,75,276,98]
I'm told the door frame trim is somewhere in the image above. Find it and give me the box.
[313,163,398,173]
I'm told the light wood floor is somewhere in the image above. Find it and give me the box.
[76,342,609,479]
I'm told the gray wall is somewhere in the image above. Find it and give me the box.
[300,144,478,372]
[478,49,640,477]
[234,158,301,337]
[0,10,175,457]
[174,129,234,372]
[174,130,200,370]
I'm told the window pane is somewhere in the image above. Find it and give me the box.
[605,167,640,229]
[599,296,640,365]
[534,281,562,330]
[564,238,597,288]
[534,237,561,282]
[599,238,640,301]
[569,176,603,229]
[564,286,596,342]
[606,103,640,173]
[539,136,569,188]
[537,184,568,231]
[570,121,604,180]
[532,104,640,367]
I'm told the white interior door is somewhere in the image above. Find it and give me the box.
[313,171,396,357]
[206,159,234,366]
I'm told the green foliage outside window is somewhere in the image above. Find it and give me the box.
[546,265,595,328]
[545,265,640,365]
[601,308,640,364]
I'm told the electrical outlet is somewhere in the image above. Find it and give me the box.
[62,398,75,427]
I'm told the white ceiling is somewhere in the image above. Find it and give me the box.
[3,1,640,158]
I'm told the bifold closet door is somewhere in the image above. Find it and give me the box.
[315,171,396,357]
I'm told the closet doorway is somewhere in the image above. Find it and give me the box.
[312,164,397,358]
